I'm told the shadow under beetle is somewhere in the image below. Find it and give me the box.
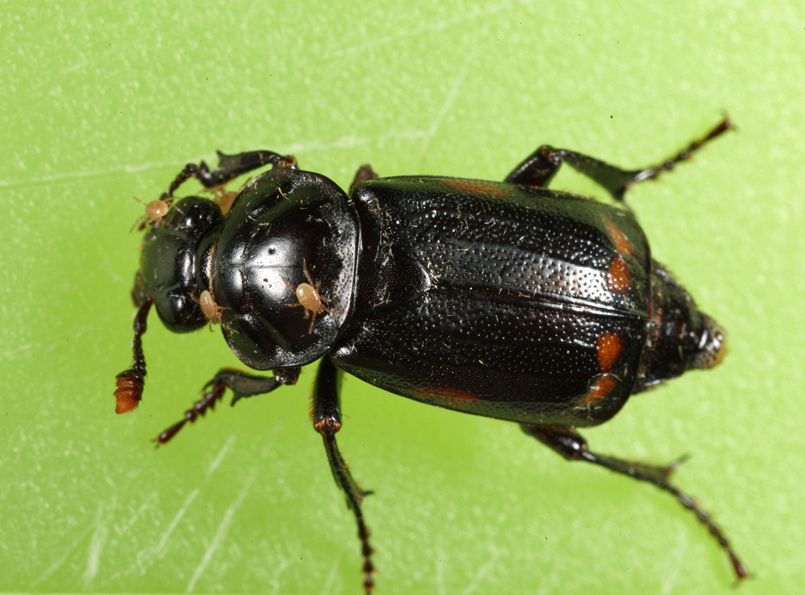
[115,117,747,591]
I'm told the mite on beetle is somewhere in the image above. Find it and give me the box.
[129,195,176,232]
[115,118,745,592]
[279,260,341,336]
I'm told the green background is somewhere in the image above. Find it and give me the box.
[2,1,803,594]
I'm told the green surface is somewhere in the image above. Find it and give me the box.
[2,1,803,594]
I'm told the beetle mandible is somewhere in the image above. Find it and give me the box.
[114,119,746,591]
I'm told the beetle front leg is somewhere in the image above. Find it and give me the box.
[521,424,748,582]
[506,117,733,200]
[155,367,300,444]
[313,356,375,594]
[162,150,298,198]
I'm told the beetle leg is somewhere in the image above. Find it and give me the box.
[162,150,298,198]
[504,146,566,188]
[154,368,300,444]
[506,117,733,201]
[312,356,376,594]
[350,164,379,193]
[521,424,748,582]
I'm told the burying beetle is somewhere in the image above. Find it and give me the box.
[115,117,746,591]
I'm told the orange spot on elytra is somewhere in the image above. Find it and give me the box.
[415,386,479,400]
[581,375,619,404]
[604,220,635,256]
[607,255,631,293]
[442,179,508,197]
[597,331,624,372]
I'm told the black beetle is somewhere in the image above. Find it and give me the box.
[115,118,746,591]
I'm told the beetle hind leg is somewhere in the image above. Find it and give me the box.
[350,164,379,193]
[506,117,733,201]
[313,357,376,594]
[521,424,748,582]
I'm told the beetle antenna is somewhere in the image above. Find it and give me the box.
[114,298,153,414]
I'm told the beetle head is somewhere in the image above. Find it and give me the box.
[635,263,726,391]
[133,196,224,332]
[116,196,224,415]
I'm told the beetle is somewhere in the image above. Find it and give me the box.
[114,118,746,591]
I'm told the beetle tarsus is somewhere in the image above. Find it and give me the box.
[155,380,227,445]
[522,424,748,582]
[663,483,749,582]
[626,116,734,188]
